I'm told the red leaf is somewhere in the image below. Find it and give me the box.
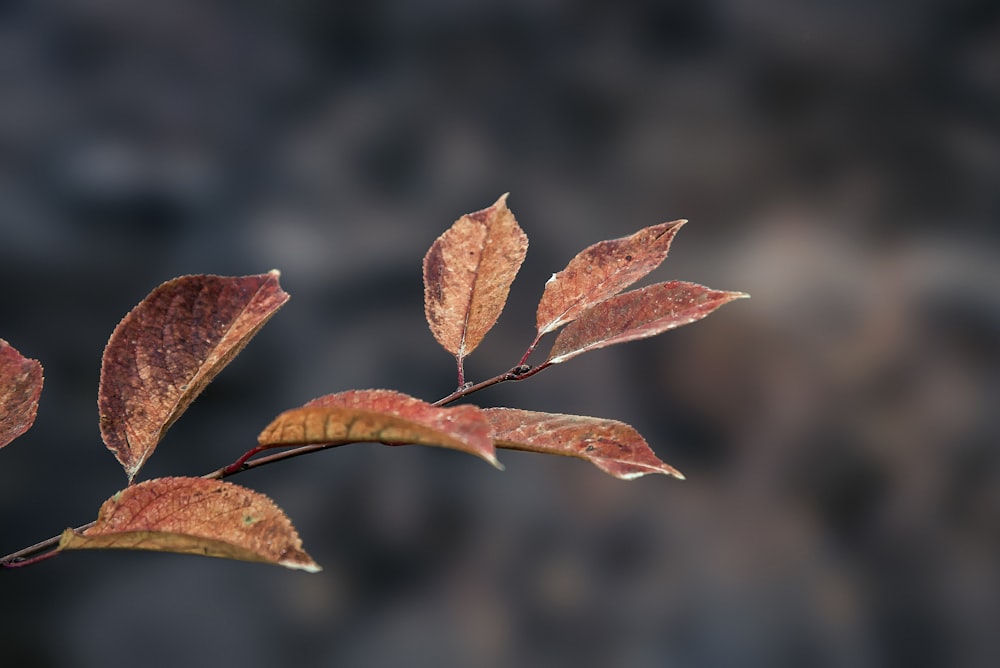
[423,195,528,373]
[546,281,748,364]
[536,220,685,335]
[0,339,44,449]
[99,272,289,481]
[58,477,320,572]
[484,408,683,480]
[258,389,501,468]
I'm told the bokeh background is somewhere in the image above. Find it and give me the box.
[2,1,998,666]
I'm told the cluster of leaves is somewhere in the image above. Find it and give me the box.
[0,196,747,571]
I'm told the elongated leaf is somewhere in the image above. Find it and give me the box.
[58,477,320,572]
[536,220,686,335]
[99,272,289,481]
[547,281,748,365]
[423,194,528,368]
[0,339,44,449]
[484,408,683,480]
[259,389,501,468]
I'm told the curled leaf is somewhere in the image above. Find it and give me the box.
[259,389,501,468]
[99,272,289,481]
[0,339,44,449]
[484,408,683,480]
[547,281,748,365]
[423,194,528,374]
[58,477,320,572]
[536,220,686,335]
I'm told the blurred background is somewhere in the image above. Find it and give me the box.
[1,1,998,666]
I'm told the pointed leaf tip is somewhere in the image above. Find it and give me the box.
[98,272,289,481]
[536,219,686,335]
[423,195,528,364]
[0,339,44,449]
[484,408,683,480]
[547,281,748,365]
[58,477,320,572]
[259,389,501,468]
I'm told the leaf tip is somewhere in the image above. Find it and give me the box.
[279,556,323,573]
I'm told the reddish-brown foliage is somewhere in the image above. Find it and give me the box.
[98,272,289,481]
[259,389,500,468]
[484,408,684,480]
[59,477,318,571]
[547,281,749,364]
[423,194,528,382]
[0,339,43,449]
[536,220,686,335]
[2,196,747,571]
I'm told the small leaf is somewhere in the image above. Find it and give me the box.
[58,477,320,572]
[0,339,44,449]
[547,281,748,365]
[99,272,289,481]
[259,389,501,468]
[484,408,683,480]
[423,194,529,368]
[536,220,686,335]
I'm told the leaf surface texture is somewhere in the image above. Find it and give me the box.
[0,339,44,449]
[485,408,683,480]
[99,272,289,481]
[423,195,528,364]
[536,220,685,334]
[547,281,748,364]
[259,389,500,467]
[59,477,319,572]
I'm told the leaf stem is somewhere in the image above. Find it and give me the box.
[517,333,544,368]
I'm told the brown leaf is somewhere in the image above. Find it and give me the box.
[484,408,683,480]
[547,281,748,365]
[259,389,501,468]
[58,477,319,572]
[536,220,686,335]
[423,194,528,368]
[0,339,44,449]
[99,272,289,481]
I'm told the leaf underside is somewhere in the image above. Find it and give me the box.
[259,389,501,468]
[0,339,44,449]
[58,477,320,572]
[547,281,749,364]
[423,194,528,365]
[98,272,289,481]
[483,407,683,480]
[536,220,686,335]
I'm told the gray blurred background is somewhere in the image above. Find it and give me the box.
[1,1,998,666]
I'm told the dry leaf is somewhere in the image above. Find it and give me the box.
[536,220,686,335]
[423,194,528,374]
[484,408,683,480]
[0,339,44,449]
[547,281,748,364]
[259,389,501,468]
[58,477,319,572]
[99,272,289,481]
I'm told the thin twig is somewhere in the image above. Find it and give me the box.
[433,362,547,407]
